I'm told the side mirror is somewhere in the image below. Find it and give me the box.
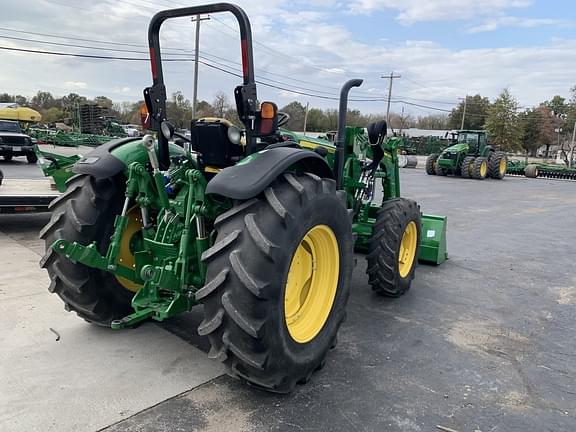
[161,121,175,140]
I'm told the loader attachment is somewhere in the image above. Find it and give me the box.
[419,214,448,265]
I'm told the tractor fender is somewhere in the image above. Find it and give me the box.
[73,137,186,179]
[206,147,334,200]
[72,137,141,179]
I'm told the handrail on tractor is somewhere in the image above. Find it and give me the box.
[145,3,257,169]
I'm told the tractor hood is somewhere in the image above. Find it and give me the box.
[441,143,468,154]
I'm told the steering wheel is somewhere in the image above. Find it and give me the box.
[277,112,290,128]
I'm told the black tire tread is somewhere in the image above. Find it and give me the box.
[472,157,488,180]
[40,174,133,325]
[488,152,507,179]
[425,154,438,175]
[366,198,421,297]
[196,173,352,393]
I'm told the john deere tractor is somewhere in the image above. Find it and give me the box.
[426,130,507,180]
[40,3,446,392]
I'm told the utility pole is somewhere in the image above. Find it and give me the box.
[381,71,401,131]
[459,95,467,130]
[570,121,576,167]
[191,15,210,119]
[303,101,309,135]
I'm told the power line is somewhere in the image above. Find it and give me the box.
[0,44,385,102]
[0,26,380,98]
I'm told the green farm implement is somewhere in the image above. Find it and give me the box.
[29,128,122,147]
[426,130,507,180]
[34,146,80,192]
[40,3,446,393]
[506,160,576,180]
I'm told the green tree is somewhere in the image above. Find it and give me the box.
[280,101,306,131]
[212,92,230,118]
[61,93,87,110]
[196,100,215,118]
[31,91,56,110]
[485,88,521,151]
[0,93,14,103]
[42,107,65,123]
[544,95,567,116]
[14,95,28,106]
[306,108,328,132]
[448,94,490,130]
[518,108,543,158]
[416,114,449,130]
[166,91,192,128]
[93,96,114,109]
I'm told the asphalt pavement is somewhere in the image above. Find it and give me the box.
[1,162,575,432]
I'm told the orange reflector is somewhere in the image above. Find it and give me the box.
[140,103,151,129]
[261,102,276,119]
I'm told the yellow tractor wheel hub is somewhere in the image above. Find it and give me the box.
[284,225,340,343]
[480,160,487,177]
[115,207,143,293]
[398,221,418,278]
[499,158,506,176]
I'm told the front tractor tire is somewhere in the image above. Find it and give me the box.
[366,198,421,297]
[196,173,353,393]
[425,154,439,175]
[40,174,135,325]
[460,156,475,178]
[488,152,507,179]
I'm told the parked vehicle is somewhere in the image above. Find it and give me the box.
[0,120,37,163]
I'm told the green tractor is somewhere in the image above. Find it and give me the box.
[426,130,507,180]
[40,3,446,393]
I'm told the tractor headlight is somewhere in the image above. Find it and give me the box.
[227,126,242,145]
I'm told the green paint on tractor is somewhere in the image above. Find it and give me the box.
[39,3,448,394]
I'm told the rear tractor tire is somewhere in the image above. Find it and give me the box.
[488,152,507,179]
[40,174,136,325]
[460,156,475,178]
[471,157,488,180]
[366,198,421,297]
[525,164,539,178]
[425,154,438,175]
[196,173,353,393]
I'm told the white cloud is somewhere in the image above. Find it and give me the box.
[1,0,574,118]
[348,0,531,23]
[64,81,88,89]
[468,16,571,33]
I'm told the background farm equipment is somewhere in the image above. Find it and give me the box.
[506,159,576,180]
[426,130,507,180]
[29,128,123,147]
[39,3,446,393]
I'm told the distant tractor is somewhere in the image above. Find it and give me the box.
[426,130,507,180]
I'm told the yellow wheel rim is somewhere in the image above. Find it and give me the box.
[480,160,487,177]
[115,207,143,293]
[398,221,418,278]
[499,158,506,176]
[284,225,339,344]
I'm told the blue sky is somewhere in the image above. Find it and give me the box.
[1,0,575,118]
